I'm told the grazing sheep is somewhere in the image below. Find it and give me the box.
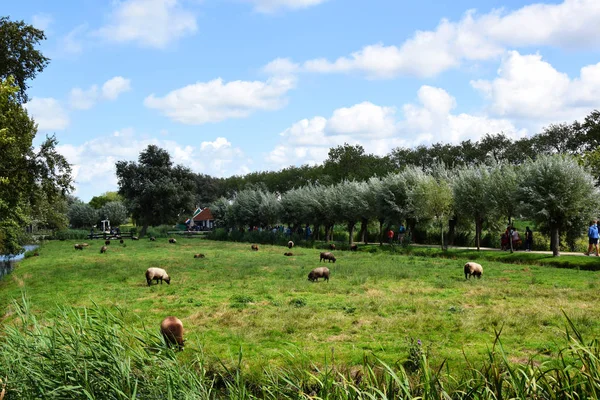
[251,244,259,251]
[81,243,90,247]
[308,267,330,282]
[132,236,139,240]
[100,245,107,254]
[329,243,336,250]
[194,253,206,259]
[464,262,483,279]
[284,252,293,256]
[288,241,294,249]
[169,238,177,244]
[146,267,171,285]
[320,252,336,263]
[119,239,124,244]
[33,252,39,257]
[150,237,156,241]
[350,244,358,251]
[105,240,110,246]
[74,244,84,250]
[160,316,184,349]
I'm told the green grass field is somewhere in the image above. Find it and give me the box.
[2,239,600,373]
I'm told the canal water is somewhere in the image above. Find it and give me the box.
[0,245,39,280]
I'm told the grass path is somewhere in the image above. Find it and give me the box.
[2,239,600,372]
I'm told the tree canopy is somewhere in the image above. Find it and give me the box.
[115,145,196,237]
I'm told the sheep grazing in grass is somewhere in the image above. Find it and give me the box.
[146,267,171,285]
[350,244,358,251]
[150,237,156,241]
[169,238,177,244]
[119,239,124,244]
[132,236,139,241]
[464,262,483,279]
[105,240,110,246]
[160,316,184,349]
[100,245,107,254]
[251,244,259,251]
[329,243,336,250]
[284,252,293,256]
[308,267,330,282]
[288,241,294,249]
[33,252,39,257]
[81,243,90,247]
[74,244,84,250]
[194,253,205,259]
[320,252,336,263]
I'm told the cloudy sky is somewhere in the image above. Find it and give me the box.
[7,0,600,200]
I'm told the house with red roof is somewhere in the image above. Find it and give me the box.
[187,207,214,230]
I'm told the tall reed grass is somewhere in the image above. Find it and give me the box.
[2,297,600,399]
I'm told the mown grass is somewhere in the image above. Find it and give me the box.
[2,239,600,377]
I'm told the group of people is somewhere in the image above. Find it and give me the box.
[501,226,533,251]
[387,224,408,244]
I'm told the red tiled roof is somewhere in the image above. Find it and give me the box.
[193,208,213,221]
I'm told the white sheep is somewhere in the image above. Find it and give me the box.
[146,267,171,286]
[464,262,483,279]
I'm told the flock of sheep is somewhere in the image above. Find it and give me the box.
[70,237,483,349]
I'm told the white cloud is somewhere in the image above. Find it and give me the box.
[69,85,98,110]
[248,0,327,13]
[265,86,525,168]
[102,76,132,100]
[471,51,600,122]
[271,0,600,79]
[24,97,70,131]
[57,130,249,201]
[32,13,53,31]
[60,24,87,55]
[69,77,131,110]
[97,0,197,48]
[144,76,296,124]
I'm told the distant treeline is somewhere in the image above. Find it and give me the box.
[194,110,600,207]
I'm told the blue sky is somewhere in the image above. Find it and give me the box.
[5,0,600,200]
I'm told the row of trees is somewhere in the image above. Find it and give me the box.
[211,156,599,257]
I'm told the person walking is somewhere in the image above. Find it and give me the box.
[387,228,395,245]
[585,220,599,256]
[398,223,406,244]
[525,227,533,252]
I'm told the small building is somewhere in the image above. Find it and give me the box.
[192,207,214,230]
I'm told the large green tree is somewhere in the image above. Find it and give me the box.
[115,145,196,237]
[0,77,72,254]
[517,155,599,256]
[0,17,50,103]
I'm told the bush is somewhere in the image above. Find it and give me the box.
[51,229,90,240]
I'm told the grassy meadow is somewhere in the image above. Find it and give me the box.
[2,239,600,374]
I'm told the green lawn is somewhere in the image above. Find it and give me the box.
[2,239,600,372]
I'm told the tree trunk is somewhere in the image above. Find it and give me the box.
[440,219,445,250]
[348,222,355,245]
[314,224,320,241]
[140,224,149,238]
[379,219,384,246]
[475,218,482,250]
[448,216,457,246]
[552,225,560,257]
[325,225,330,243]
[359,217,368,244]
[408,218,416,244]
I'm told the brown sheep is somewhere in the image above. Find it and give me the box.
[160,316,184,349]
[105,240,111,246]
[194,253,206,258]
[350,244,358,251]
[464,262,483,279]
[74,244,84,250]
[100,245,107,254]
[308,267,330,282]
[150,237,156,241]
[146,267,170,285]
[251,244,259,251]
[288,241,294,249]
[169,238,177,244]
[80,243,90,247]
[284,252,293,256]
[320,252,336,263]
[33,252,39,257]
[329,243,336,250]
